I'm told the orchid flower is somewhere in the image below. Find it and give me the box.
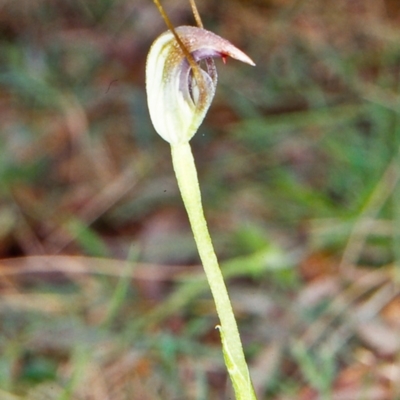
[146,25,255,144]
[146,25,257,400]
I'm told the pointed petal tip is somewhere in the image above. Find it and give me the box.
[239,52,256,66]
[224,48,255,67]
[236,54,256,67]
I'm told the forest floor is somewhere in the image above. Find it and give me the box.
[1,0,400,399]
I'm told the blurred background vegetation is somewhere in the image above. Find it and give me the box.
[1,0,400,399]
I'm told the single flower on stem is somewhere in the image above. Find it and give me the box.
[146,24,257,400]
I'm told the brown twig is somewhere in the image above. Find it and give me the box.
[189,0,203,28]
[151,0,206,106]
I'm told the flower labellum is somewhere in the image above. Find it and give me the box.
[146,26,255,145]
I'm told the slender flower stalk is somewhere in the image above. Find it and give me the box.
[146,24,256,400]
[171,142,257,400]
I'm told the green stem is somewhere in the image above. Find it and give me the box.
[171,142,256,400]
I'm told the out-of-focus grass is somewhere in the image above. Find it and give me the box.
[1,0,400,399]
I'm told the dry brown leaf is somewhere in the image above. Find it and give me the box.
[357,321,400,356]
